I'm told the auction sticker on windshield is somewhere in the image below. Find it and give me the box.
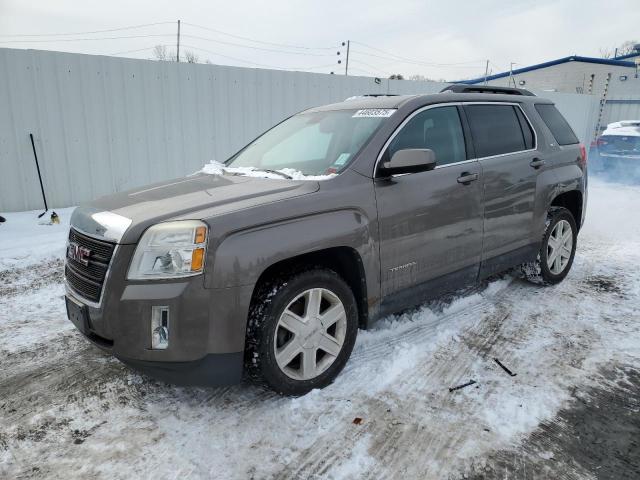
[352,109,396,118]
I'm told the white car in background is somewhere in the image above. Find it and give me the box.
[591,120,640,178]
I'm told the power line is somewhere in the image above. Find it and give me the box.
[113,42,337,71]
[182,22,335,51]
[0,33,174,44]
[110,45,168,56]
[347,66,381,77]
[181,33,333,57]
[179,44,335,71]
[350,59,392,76]
[350,49,485,69]
[0,21,174,37]
[351,41,485,67]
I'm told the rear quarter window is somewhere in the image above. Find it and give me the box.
[464,104,527,157]
[535,104,579,146]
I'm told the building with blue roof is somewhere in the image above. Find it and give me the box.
[454,48,639,97]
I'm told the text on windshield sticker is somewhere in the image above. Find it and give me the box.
[352,109,396,118]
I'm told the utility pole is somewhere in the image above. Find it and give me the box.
[508,62,515,87]
[345,40,350,76]
[483,60,489,85]
[176,19,181,63]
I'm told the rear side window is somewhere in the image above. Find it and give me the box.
[386,106,466,167]
[464,105,527,157]
[535,104,579,145]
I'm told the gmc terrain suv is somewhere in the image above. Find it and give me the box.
[65,85,587,395]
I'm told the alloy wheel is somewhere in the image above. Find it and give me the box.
[274,288,347,381]
[547,219,573,275]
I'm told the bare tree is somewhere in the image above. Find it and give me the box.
[600,40,638,58]
[152,45,170,61]
[184,51,200,64]
[152,44,210,64]
[617,40,639,56]
[408,74,436,82]
[599,47,614,59]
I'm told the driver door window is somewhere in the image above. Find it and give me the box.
[386,106,467,167]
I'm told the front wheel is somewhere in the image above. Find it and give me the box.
[521,207,577,285]
[245,268,358,395]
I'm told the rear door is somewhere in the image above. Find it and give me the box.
[463,103,540,276]
[375,105,484,310]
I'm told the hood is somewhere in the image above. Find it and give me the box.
[70,173,319,243]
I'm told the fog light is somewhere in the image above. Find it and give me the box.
[151,306,169,350]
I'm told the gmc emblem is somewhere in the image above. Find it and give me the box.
[67,242,91,266]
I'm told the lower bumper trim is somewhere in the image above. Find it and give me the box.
[117,352,244,387]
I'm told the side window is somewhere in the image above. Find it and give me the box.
[386,106,466,167]
[465,104,526,157]
[534,104,579,145]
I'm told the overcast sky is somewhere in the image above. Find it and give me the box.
[0,0,638,80]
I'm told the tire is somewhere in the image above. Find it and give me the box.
[521,206,577,285]
[244,268,358,396]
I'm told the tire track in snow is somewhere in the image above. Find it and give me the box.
[275,297,513,479]
[0,259,64,297]
[275,246,626,480]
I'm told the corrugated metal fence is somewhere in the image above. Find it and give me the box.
[1,48,599,211]
[601,96,640,132]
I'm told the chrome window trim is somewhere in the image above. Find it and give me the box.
[434,158,478,170]
[374,101,539,176]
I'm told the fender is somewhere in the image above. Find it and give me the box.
[533,159,585,239]
[207,208,380,300]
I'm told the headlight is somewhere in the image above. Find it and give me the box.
[127,220,208,280]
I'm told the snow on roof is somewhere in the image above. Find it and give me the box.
[603,120,640,137]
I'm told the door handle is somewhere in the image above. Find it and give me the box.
[457,172,479,185]
[530,158,546,169]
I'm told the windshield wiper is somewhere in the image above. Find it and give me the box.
[253,168,293,179]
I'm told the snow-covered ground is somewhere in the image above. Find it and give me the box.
[1,179,639,479]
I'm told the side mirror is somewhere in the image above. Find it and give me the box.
[378,149,437,176]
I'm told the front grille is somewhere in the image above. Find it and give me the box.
[65,228,116,303]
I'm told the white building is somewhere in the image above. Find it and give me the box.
[457,51,640,97]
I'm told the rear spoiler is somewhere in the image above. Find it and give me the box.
[441,84,535,96]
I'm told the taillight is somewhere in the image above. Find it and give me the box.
[579,143,587,168]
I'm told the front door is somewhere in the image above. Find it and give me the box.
[374,105,484,313]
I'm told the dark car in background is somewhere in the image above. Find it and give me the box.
[590,120,640,179]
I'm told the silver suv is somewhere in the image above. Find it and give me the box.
[65,85,587,395]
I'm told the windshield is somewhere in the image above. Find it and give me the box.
[225,109,393,177]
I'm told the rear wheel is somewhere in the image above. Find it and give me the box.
[245,268,358,395]
[521,207,577,285]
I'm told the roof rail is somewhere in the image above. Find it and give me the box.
[440,84,535,96]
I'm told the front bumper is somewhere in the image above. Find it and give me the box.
[118,353,244,386]
[65,242,254,386]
